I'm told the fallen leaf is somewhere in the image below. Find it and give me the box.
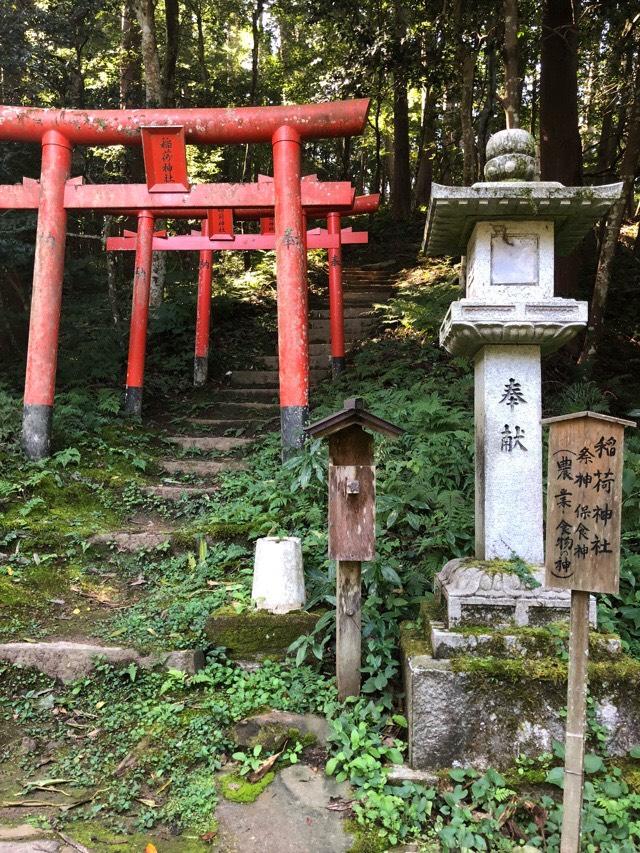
[200,830,218,842]
[247,742,287,783]
[137,797,157,808]
[145,845,158,853]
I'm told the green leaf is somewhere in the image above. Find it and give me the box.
[449,768,468,783]
[583,753,605,775]
[546,766,565,788]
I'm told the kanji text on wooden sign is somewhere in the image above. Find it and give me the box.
[543,411,636,594]
[141,126,190,193]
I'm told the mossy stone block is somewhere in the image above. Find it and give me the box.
[205,608,321,660]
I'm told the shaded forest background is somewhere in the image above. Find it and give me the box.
[0,0,639,373]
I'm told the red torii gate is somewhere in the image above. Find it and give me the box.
[107,211,374,403]
[0,100,369,459]
[107,192,379,396]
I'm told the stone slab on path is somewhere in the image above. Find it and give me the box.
[231,710,330,751]
[141,484,217,500]
[0,824,80,852]
[89,530,173,550]
[165,435,253,452]
[159,459,247,476]
[0,641,203,683]
[216,764,354,853]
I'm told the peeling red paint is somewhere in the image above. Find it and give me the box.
[273,126,309,408]
[328,213,345,361]
[23,130,71,407]
[125,211,154,391]
[0,101,370,146]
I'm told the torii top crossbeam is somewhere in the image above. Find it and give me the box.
[0,101,369,145]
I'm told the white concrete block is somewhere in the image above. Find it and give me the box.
[252,537,305,614]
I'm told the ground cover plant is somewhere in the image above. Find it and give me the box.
[2,253,640,849]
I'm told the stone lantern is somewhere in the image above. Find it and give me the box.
[427,129,621,567]
[397,132,632,775]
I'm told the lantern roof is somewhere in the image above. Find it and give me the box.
[306,397,403,440]
[423,128,622,258]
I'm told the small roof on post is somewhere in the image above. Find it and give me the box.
[542,410,636,429]
[306,398,403,440]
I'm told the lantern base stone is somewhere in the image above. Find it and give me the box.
[436,558,597,628]
[402,599,640,772]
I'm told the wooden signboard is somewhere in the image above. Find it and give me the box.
[140,126,190,193]
[207,208,234,240]
[544,411,634,595]
[543,410,635,853]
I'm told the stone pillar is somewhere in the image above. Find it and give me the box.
[475,345,543,564]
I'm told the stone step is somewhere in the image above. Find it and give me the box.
[308,320,375,337]
[160,458,248,475]
[308,307,372,319]
[207,401,280,416]
[0,641,203,683]
[166,435,253,452]
[261,355,330,370]
[211,388,279,402]
[142,484,217,500]
[184,417,272,435]
[228,369,328,387]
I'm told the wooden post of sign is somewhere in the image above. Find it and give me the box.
[306,398,403,701]
[336,560,362,699]
[543,411,636,853]
[561,589,590,852]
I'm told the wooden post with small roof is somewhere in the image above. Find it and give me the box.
[307,397,402,700]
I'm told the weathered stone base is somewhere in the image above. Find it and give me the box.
[436,558,597,628]
[402,614,640,771]
[206,608,321,661]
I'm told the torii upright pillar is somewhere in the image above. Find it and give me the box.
[194,220,214,387]
[22,130,73,460]
[124,210,155,416]
[272,126,309,458]
[327,212,345,376]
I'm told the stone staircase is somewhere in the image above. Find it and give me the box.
[144,263,396,506]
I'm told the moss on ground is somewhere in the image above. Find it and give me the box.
[206,608,321,660]
[219,771,275,803]
[64,819,214,852]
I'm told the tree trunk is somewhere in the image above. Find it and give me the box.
[132,0,163,108]
[163,0,180,107]
[414,87,436,208]
[540,0,582,299]
[540,0,582,184]
[477,42,497,176]
[502,0,520,128]
[242,0,264,182]
[391,0,411,220]
[192,0,209,91]
[132,0,166,307]
[461,51,477,185]
[579,52,640,365]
